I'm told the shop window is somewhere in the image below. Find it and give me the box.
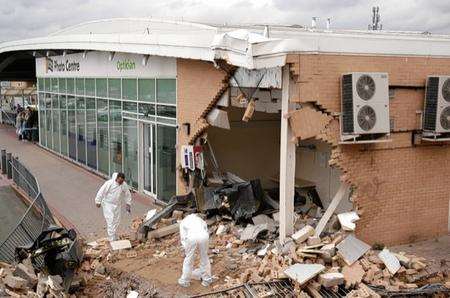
[52,110,60,153]
[156,125,177,201]
[68,110,76,160]
[97,98,109,175]
[124,101,137,113]
[46,109,52,149]
[51,94,59,109]
[76,78,85,95]
[108,79,121,99]
[85,79,95,97]
[59,95,67,109]
[76,100,86,164]
[67,78,75,95]
[51,78,58,93]
[58,78,67,94]
[138,79,155,102]
[60,109,68,156]
[123,79,137,101]
[86,97,97,169]
[156,105,176,118]
[138,103,156,121]
[156,79,176,104]
[96,79,107,98]
[67,95,76,110]
[123,119,138,188]
[44,78,50,92]
[109,100,122,174]
[38,78,44,92]
[76,97,85,110]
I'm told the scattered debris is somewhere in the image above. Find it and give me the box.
[292,225,315,243]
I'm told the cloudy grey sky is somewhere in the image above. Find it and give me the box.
[1,0,449,41]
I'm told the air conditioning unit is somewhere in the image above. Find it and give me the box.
[423,76,450,134]
[341,72,390,136]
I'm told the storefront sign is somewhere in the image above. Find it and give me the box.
[36,51,176,78]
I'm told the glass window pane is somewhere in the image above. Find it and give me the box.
[52,110,60,153]
[76,97,85,109]
[86,98,97,169]
[52,94,59,109]
[138,79,155,102]
[68,110,76,159]
[123,119,138,188]
[156,105,176,118]
[124,101,137,113]
[45,93,51,109]
[38,78,44,91]
[67,95,76,110]
[39,109,46,147]
[44,78,50,92]
[97,98,109,175]
[138,103,155,120]
[96,79,107,97]
[156,79,176,104]
[156,125,176,201]
[46,109,52,148]
[109,100,122,174]
[59,78,67,93]
[123,79,137,101]
[51,78,58,93]
[108,79,121,99]
[85,79,95,97]
[76,78,84,95]
[60,110,68,156]
[67,78,75,94]
[59,95,67,109]
[77,107,86,164]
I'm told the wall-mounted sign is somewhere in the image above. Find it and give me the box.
[36,51,176,78]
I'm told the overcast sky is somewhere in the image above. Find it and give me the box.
[1,0,449,41]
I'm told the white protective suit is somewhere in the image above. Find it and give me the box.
[95,173,132,241]
[179,214,212,287]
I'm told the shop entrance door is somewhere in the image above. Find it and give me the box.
[142,123,156,196]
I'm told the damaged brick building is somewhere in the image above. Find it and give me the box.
[1,19,450,246]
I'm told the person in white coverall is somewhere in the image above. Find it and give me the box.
[95,172,132,242]
[178,214,213,288]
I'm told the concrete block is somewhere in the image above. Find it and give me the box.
[379,248,401,275]
[240,224,268,241]
[148,223,180,239]
[216,224,228,235]
[284,264,325,286]
[252,214,276,232]
[337,211,360,231]
[318,272,344,287]
[292,225,315,244]
[4,275,27,290]
[110,240,132,250]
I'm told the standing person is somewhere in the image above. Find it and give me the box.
[15,112,24,140]
[178,214,213,288]
[95,172,132,242]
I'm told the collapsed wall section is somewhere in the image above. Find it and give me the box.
[289,54,450,246]
[176,59,230,193]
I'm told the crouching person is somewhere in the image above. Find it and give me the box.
[178,214,212,288]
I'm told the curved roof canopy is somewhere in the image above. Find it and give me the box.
[2,18,450,72]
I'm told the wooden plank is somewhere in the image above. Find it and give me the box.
[314,183,349,237]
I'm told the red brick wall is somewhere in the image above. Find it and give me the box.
[176,59,228,193]
[292,54,450,245]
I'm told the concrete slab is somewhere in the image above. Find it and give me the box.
[336,234,371,265]
[284,263,325,285]
[110,240,132,250]
[378,248,401,275]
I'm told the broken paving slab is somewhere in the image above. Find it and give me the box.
[379,248,401,275]
[240,224,268,241]
[336,234,371,265]
[110,240,132,251]
[284,264,325,286]
[337,211,360,231]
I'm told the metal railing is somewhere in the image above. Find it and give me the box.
[0,157,55,263]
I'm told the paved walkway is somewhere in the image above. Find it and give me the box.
[0,125,154,241]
